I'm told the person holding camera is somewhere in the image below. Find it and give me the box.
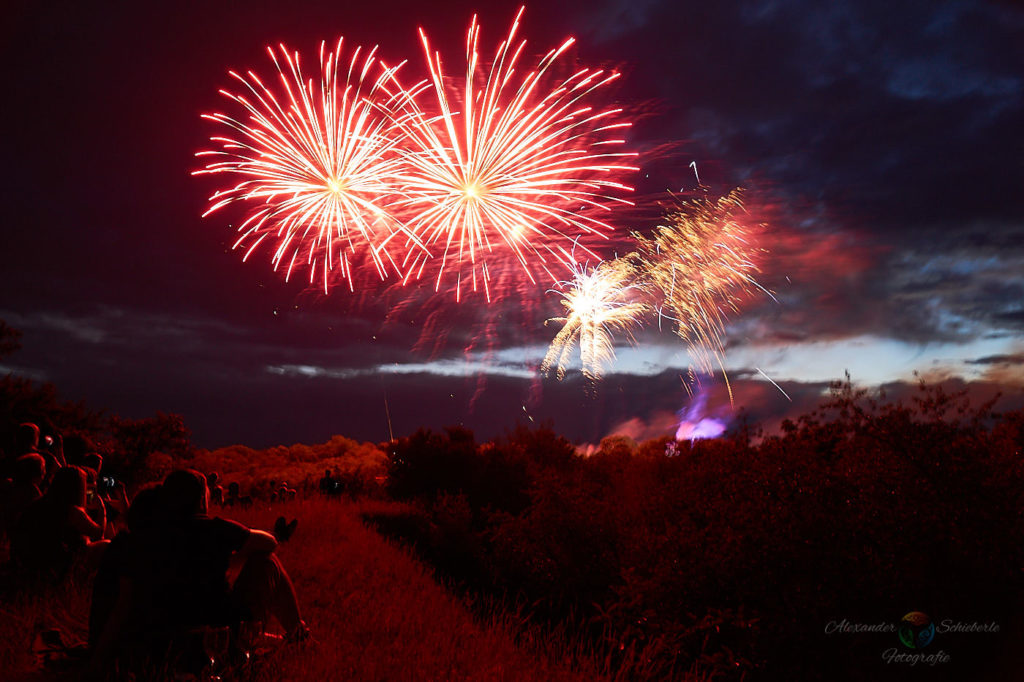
[82,452,128,534]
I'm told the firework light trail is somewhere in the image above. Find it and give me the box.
[193,20,769,422]
[195,39,424,293]
[384,8,638,301]
[631,190,768,401]
[541,191,767,392]
[541,258,647,383]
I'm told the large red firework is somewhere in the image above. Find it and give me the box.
[383,8,637,300]
[195,39,423,293]
[196,12,637,302]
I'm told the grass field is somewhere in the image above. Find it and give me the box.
[1,496,683,681]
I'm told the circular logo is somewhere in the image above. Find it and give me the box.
[898,611,935,649]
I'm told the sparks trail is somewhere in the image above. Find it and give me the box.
[195,39,425,293]
[631,190,769,400]
[541,258,647,383]
[382,7,638,301]
[756,367,792,402]
[541,191,769,399]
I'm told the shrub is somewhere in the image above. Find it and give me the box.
[377,382,1024,680]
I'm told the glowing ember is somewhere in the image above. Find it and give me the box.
[631,190,768,401]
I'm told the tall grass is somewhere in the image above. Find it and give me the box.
[0,497,675,681]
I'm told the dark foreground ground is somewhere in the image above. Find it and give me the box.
[1,497,657,682]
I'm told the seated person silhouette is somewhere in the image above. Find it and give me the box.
[89,469,309,675]
[89,483,164,650]
[15,423,64,488]
[11,465,106,577]
[0,453,45,539]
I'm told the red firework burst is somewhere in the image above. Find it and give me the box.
[383,8,637,300]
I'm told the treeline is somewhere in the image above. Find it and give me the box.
[367,382,1024,680]
[0,321,386,492]
[0,371,387,494]
[189,437,387,495]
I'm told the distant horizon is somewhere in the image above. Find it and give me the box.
[6,338,1021,451]
[3,0,1022,449]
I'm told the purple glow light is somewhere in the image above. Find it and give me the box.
[675,386,728,442]
[676,417,727,441]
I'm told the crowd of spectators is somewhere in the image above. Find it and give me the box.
[0,422,310,678]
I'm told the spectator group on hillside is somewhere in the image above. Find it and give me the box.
[0,421,311,678]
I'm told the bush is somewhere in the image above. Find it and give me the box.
[377,381,1024,680]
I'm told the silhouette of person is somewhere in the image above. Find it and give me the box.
[17,423,66,488]
[11,465,106,576]
[89,484,164,650]
[207,471,224,506]
[225,481,240,507]
[81,452,128,532]
[82,452,103,476]
[89,470,309,674]
[15,422,40,457]
[62,433,91,468]
[319,469,334,495]
[0,453,45,539]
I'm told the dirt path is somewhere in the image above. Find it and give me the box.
[2,497,606,681]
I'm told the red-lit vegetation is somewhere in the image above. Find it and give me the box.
[2,314,1023,679]
[1,498,629,681]
[189,437,388,497]
[368,382,1024,679]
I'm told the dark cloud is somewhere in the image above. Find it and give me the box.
[967,353,1024,366]
[1,0,1022,447]
[995,310,1024,325]
[567,0,1024,346]
[588,0,1023,228]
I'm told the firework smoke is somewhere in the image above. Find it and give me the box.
[675,385,727,441]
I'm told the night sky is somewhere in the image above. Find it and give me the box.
[3,0,1023,448]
